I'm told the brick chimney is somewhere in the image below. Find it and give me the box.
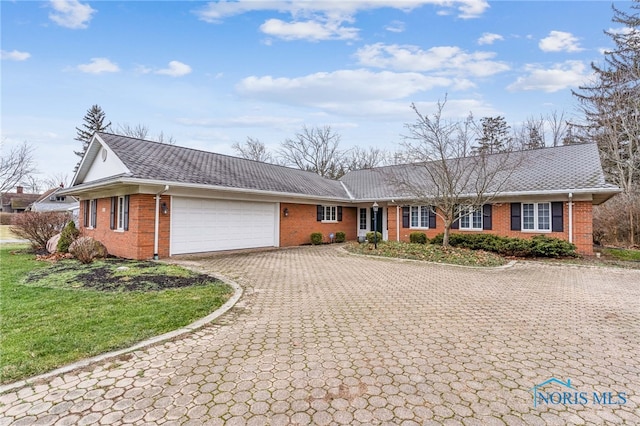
[16,186,23,194]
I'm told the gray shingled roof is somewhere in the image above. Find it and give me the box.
[339,143,619,200]
[96,133,350,199]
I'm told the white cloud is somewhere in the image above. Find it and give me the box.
[195,1,488,42]
[177,115,301,128]
[1,50,31,61]
[236,69,457,109]
[355,43,509,77]
[507,61,590,93]
[195,1,489,22]
[49,0,95,29]
[77,57,120,74]
[260,18,358,41]
[539,31,583,53]
[156,61,192,77]
[477,32,503,45]
[385,20,405,33]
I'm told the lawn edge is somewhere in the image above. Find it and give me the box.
[339,246,518,270]
[0,271,243,394]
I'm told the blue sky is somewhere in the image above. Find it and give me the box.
[1,0,625,185]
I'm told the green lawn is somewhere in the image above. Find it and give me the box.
[0,245,233,384]
[601,247,640,262]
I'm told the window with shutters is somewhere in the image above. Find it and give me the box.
[410,206,431,229]
[85,199,97,228]
[459,207,482,230]
[522,202,551,231]
[116,196,126,230]
[322,205,337,223]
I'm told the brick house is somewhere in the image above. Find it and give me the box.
[61,133,620,259]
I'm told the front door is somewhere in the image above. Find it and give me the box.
[370,207,383,234]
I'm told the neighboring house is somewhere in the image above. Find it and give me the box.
[0,186,41,213]
[28,186,79,213]
[60,132,620,260]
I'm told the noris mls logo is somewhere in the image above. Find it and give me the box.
[531,378,627,408]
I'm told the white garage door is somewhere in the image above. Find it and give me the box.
[171,197,277,255]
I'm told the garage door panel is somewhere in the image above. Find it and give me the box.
[171,197,276,255]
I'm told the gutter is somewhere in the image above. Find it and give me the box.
[568,192,573,244]
[154,185,169,260]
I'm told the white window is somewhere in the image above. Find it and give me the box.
[116,196,125,230]
[322,205,337,222]
[459,207,482,230]
[522,202,551,231]
[359,208,367,230]
[410,206,430,228]
[89,199,97,228]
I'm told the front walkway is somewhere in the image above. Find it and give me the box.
[1,246,639,425]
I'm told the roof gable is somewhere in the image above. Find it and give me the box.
[72,134,129,186]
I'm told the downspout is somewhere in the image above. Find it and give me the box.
[396,205,400,241]
[568,192,573,244]
[154,185,170,260]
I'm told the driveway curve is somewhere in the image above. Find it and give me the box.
[1,245,639,425]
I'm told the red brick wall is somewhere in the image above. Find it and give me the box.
[79,194,170,260]
[280,203,357,247]
[389,201,594,255]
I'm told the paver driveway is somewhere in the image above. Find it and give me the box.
[1,245,639,425]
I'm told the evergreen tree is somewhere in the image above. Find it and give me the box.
[74,105,111,170]
[523,127,545,150]
[572,0,640,244]
[473,116,511,154]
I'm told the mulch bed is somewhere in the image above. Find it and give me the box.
[25,259,220,292]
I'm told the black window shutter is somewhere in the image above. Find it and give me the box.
[402,206,410,228]
[551,202,563,232]
[316,205,323,221]
[451,205,459,229]
[123,195,130,231]
[511,203,521,231]
[110,197,116,230]
[337,206,342,222]
[91,200,97,228]
[483,204,492,230]
[83,200,89,227]
[428,206,436,229]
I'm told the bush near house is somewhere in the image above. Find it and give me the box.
[57,221,80,253]
[335,231,346,243]
[366,231,383,244]
[10,212,70,248]
[410,232,428,244]
[310,232,323,245]
[430,233,577,258]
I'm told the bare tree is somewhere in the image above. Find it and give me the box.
[344,146,387,171]
[232,137,273,162]
[279,125,346,178]
[389,101,521,247]
[43,172,71,189]
[116,123,176,144]
[1,140,37,194]
[546,110,569,147]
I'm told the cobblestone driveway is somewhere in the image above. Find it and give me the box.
[1,246,639,425]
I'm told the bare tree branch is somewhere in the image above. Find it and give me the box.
[278,125,346,178]
[232,137,273,162]
[1,140,37,194]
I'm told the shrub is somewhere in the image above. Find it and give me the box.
[430,232,577,258]
[310,232,323,245]
[335,231,346,243]
[0,212,14,225]
[10,212,70,248]
[366,231,382,244]
[69,237,108,264]
[409,232,427,244]
[529,235,577,258]
[57,221,80,253]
